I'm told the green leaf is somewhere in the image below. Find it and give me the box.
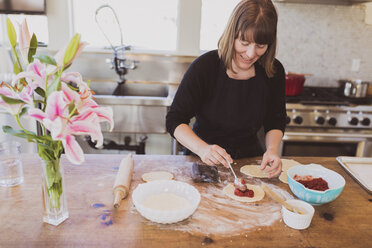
[2,125,37,141]
[18,107,28,117]
[63,33,81,65]
[13,61,21,75]
[2,126,55,145]
[46,74,61,97]
[62,63,72,72]
[35,87,45,97]
[68,100,75,114]
[0,95,25,105]
[33,54,57,66]
[6,18,17,48]
[28,34,38,63]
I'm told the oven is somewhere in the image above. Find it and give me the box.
[280,130,372,157]
[281,87,372,157]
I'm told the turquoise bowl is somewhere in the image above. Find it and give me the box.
[287,164,345,205]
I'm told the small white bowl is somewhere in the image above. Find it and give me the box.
[282,199,315,230]
[132,180,201,224]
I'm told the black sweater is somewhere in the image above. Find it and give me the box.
[166,50,286,158]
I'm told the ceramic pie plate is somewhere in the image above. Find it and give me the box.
[132,180,201,224]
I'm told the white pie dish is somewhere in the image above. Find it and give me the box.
[132,180,201,224]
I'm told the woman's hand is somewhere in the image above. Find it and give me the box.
[197,144,232,167]
[260,149,282,178]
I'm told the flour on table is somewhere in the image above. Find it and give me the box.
[132,159,294,236]
[141,171,174,182]
[240,165,269,178]
[223,183,265,202]
[142,193,190,211]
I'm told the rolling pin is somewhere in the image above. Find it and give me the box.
[113,154,134,208]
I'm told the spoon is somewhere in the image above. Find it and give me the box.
[261,183,304,215]
[226,159,247,191]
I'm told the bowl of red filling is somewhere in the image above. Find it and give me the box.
[287,164,345,205]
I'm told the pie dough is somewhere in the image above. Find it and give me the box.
[142,193,190,211]
[281,159,302,172]
[223,183,265,202]
[240,165,269,178]
[141,171,174,182]
[279,171,288,184]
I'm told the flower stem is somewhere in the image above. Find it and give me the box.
[11,46,23,72]
[15,114,29,134]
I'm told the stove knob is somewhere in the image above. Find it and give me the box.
[349,117,359,126]
[361,118,371,126]
[315,116,325,125]
[328,117,337,126]
[293,116,303,125]
[286,116,291,125]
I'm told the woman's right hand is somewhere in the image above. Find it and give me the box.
[197,144,233,168]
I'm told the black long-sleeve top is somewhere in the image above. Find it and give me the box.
[166,50,286,159]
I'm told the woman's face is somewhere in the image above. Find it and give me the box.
[233,34,268,71]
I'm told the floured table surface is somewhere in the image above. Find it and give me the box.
[0,154,371,248]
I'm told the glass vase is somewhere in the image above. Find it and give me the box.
[40,158,69,226]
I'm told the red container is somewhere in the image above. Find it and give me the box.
[285,74,306,96]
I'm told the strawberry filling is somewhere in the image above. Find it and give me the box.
[234,188,254,197]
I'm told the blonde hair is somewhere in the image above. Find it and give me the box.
[218,0,278,78]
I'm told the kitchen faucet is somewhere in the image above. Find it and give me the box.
[95,4,138,95]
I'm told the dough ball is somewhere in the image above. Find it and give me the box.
[240,165,269,178]
[223,183,265,203]
[141,171,174,182]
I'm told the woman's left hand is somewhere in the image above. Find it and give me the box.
[260,150,282,178]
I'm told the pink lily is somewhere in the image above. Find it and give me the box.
[68,109,104,147]
[18,19,31,64]
[28,90,113,164]
[12,60,49,90]
[61,72,92,102]
[60,82,114,131]
[62,135,84,165]
[0,83,33,115]
[61,72,89,92]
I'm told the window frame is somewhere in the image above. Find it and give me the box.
[0,0,204,56]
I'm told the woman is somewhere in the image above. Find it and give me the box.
[166,0,286,178]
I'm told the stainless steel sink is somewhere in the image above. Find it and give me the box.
[91,81,175,134]
[90,80,169,97]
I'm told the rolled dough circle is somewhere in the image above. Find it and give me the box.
[240,165,269,178]
[279,171,288,184]
[141,171,174,182]
[223,183,265,202]
[142,193,190,211]
[281,159,302,172]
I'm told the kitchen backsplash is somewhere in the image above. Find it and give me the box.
[276,3,372,87]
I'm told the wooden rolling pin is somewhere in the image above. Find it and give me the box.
[113,154,134,208]
[261,183,304,215]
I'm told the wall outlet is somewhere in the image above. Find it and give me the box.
[351,58,361,72]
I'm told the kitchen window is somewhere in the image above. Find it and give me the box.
[200,0,240,51]
[71,0,178,51]
[0,14,49,45]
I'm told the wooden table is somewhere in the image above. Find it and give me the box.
[0,154,371,248]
